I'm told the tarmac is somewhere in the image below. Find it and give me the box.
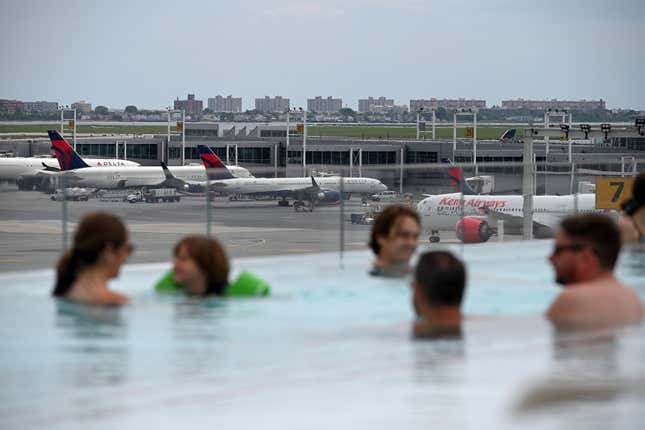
[1,185,463,272]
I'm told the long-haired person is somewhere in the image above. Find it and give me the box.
[155,235,269,296]
[53,212,133,305]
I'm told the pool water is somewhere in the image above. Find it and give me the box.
[0,241,644,430]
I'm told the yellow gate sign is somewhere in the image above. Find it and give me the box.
[68,120,75,129]
[466,127,473,138]
[176,121,183,132]
[595,177,635,209]
[296,123,304,135]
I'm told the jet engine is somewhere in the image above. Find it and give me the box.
[456,217,492,243]
[314,189,340,204]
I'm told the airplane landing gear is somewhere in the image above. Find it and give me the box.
[293,200,314,212]
[429,230,440,243]
[278,198,290,207]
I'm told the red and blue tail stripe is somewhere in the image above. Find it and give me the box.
[48,130,89,170]
[197,145,234,180]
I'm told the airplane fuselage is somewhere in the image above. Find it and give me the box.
[57,165,251,189]
[0,157,139,181]
[417,193,600,232]
[211,176,387,196]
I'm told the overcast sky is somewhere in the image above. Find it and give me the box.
[1,0,643,110]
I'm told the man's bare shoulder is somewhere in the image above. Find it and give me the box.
[547,281,644,329]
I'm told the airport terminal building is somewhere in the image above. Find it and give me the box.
[2,122,644,195]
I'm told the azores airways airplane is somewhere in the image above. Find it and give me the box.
[46,130,252,189]
[416,168,602,243]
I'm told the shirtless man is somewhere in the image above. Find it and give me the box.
[546,214,644,330]
[412,251,466,338]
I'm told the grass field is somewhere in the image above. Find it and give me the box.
[0,124,167,135]
[308,125,510,140]
[0,123,511,140]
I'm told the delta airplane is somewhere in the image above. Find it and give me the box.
[193,145,387,210]
[416,168,601,243]
[46,130,252,189]
[0,145,139,190]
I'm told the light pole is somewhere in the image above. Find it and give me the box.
[285,108,290,170]
[303,108,307,176]
[416,107,422,140]
[181,109,186,166]
[166,107,171,164]
[58,106,77,149]
[166,107,185,165]
[432,108,436,141]
[452,108,478,172]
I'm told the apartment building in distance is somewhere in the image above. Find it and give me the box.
[0,99,24,114]
[174,94,204,115]
[358,97,394,113]
[410,98,487,111]
[208,95,242,113]
[255,96,290,113]
[307,96,342,113]
[500,98,606,111]
[23,101,58,113]
[71,100,92,114]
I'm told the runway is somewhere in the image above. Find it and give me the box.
[0,189,386,272]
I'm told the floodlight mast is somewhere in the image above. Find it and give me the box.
[58,106,78,149]
[452,108,478,174]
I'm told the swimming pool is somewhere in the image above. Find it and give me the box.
[0,241,644,429]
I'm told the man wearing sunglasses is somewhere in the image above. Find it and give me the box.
[547,214,643,330]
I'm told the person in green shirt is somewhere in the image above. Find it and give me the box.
[156,235,269,297]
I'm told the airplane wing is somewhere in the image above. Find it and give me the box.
[479,206,554,238]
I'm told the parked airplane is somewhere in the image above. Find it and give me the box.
[45,130,251,189]
[195,145,387,210]
[0,135,139,190]
[417,168,600,243]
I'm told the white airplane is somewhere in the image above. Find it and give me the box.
[191,145,387,210]
[0,144,139,190]
[46,130,252,190]
[416,168,602,243]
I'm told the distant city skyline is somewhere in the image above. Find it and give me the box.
[1,0,644,110]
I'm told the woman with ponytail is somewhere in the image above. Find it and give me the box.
[53,212,133,306]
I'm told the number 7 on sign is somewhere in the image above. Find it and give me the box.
[609,181,624,203]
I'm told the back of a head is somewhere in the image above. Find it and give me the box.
[369,204,420,255]
[174,235,230,295]
[560,214,621,270]
[632,172,645,207]
[54,212,127,297]
[415,251,466,307]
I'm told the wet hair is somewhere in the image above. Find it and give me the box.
[369,205,420,256]
[632,172,645,206]
[53,212,127,297]
[559,214,621,270]
[415,251,466,306]
[174,235,230,295]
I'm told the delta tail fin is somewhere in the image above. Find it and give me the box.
[47,130,90,170]
[499,128,516,143]
[447,167,478,195]
[197,145,234,180]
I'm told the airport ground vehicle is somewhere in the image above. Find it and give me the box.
[97,189,130,202]
[49,188,92,201]
[127,188,180,203]
[369,190,400,202]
